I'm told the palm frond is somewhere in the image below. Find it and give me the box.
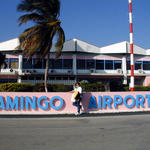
[18,13,45,26]
[17,23,54,58]
[39,0,60,18]
[15,24,41,52]
[17,0,60,18]
[55,27,65,58]
[17,0,36,12]
[17,0,64,59]
[37,27,55,58]
[47,20,60,26]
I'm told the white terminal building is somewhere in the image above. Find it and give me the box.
[0,38,150,87]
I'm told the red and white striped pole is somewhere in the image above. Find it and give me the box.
[129,0,134,91]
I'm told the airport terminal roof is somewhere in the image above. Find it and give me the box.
[0,38,149,55]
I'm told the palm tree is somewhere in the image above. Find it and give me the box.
[17,0,65,92]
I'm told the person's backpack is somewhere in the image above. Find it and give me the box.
[73,91,80,102]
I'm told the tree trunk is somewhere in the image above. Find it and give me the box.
[44,53,50,92]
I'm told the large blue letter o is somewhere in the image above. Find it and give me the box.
[50,96,64,110]
[123,95,135,108]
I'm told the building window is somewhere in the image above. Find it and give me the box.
[28,76,35,80]
[33,59,43,69]
[23,59,32,69]
[77,59,86,69]
[49,59,63,69]
[63,77,68,80]
[127,61,130,70]
[10,58,19,69]
[48,76,55,80]
[69,76,75,80]
[135,61,142,70]
[35,76,42,80]
[114,60,122,70]
[105,60,113,70]
[56,77,62,80]
[86,59,95,69]
[49,59,54,69]
[63,59,73,69]
[0,79,17,83]
[4,58,8,68]
[53,59,62,69]
[96,60,104,70]
[143,61,150,70]
[21,76,28,80]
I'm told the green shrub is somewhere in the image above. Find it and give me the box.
[33,83,73,92]
[123,86,130,91]
[123,86,150,91]
[135,86,150,91]
[52,84,73,92]
[33,83,53,92]
[109,80,125,91]
[80,81,105,92]
[0,83,33,92]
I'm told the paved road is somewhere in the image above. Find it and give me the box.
[0,114,150,150]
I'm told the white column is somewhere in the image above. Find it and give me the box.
[122,55,127,74]
[122,55,127,85]
[73,54,77,75]
[18,54,23,83]
[17,77,22,83]
[18,54,23,74]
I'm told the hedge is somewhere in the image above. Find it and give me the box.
[1,82,150,92]
[0,82,105,92]
[33,83,73,92]
[0,83,33,92]
[32,83,53,92]
[80,81,105,92]
[123,86,150,91]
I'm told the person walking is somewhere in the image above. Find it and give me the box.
[71,82,82,115]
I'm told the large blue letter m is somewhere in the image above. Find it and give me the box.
[6,96,19,110]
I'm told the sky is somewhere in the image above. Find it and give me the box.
[0,0,150,49]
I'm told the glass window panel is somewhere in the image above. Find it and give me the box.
[36,76,42,80]
[105,60,113,70]
[56,77,62,80]
[96,60,104,70]
[69,77,75,80]
[49,59,54,69]
[23,59,32,69]
[33,59,43,69]
[86,59,95,69]
[21,76,28,80]
[127,61,130,70]
[63,59,73,69]
[43,59,46,69]
[135,61,142,70]
[0,79,17,83]
[53,59,62,69]
[28,76,34,80]
[143,61,150,70]
[10,58,18,69]
[63,77,68,80]
[114,60,122,70]
[48,77,55,80]
[77,59,86,69]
